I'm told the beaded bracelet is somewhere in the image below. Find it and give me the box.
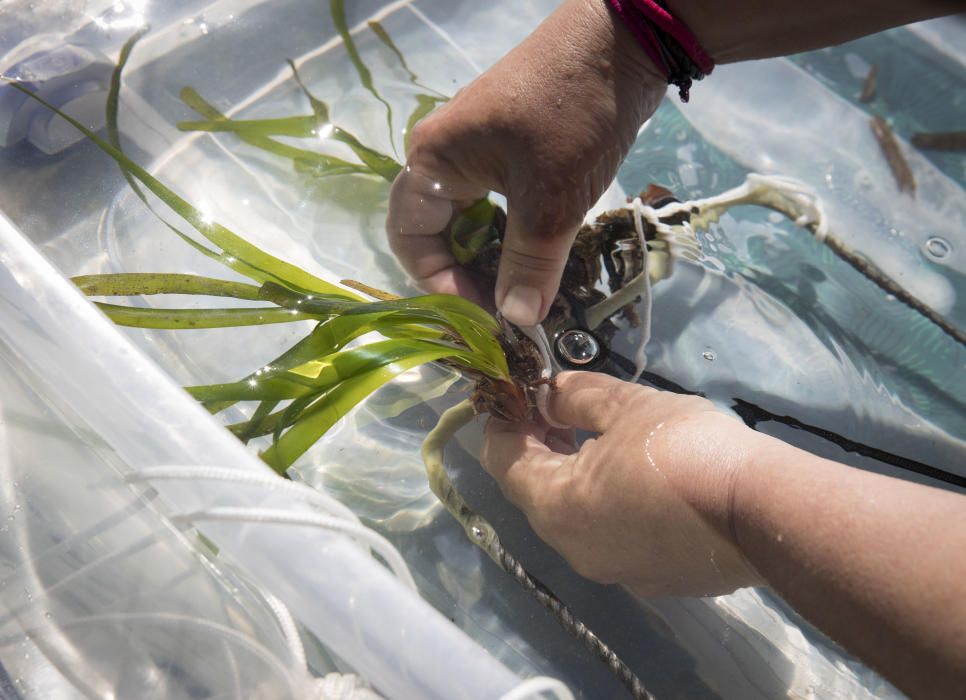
[607,0,714,102]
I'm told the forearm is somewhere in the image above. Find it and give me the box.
[732,432,966,698]
[669,0,960,62]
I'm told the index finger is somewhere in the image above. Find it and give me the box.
[548,371,649,433]
[481,418,564,512]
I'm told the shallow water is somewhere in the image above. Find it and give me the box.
[4,2,963,698]
[99,12,965,700]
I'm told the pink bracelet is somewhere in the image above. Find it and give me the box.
[607,0,714,101]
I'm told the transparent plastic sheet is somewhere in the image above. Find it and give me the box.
[0,3,963,700]
[0,213,525,699]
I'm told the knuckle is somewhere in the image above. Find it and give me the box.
[406,114,443,157]
[602,382,651,421]
[497,242,567,274]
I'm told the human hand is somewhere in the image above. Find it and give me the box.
[480,371,763,597]
[386,0,666,324]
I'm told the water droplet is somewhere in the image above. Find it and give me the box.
[924,236,951,259]
[702,349,715,361]
[555,329,601,366]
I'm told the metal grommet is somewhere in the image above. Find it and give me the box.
[553,328,603,368]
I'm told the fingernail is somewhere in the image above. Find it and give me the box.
[499,285,543,326]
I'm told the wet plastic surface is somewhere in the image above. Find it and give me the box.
[0,1,963,698]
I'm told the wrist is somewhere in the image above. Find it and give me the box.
[659,410,768,590]
[579,0,669,93]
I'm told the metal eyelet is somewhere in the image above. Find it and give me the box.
[553,328,603,368]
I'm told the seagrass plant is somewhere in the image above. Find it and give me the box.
[4,31,513,482]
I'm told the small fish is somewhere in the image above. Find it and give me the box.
[910,131,966,152]
[870,115,916,196]
[859,64,878,103]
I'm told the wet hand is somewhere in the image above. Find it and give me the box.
[480,371,764,597]
[386,0,666,324]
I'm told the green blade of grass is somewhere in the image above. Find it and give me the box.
[7,72,356,299]
[258,282,508,378]
[284,61,401,181]
[178,115,319,138]
[200,314,453,417]
[194,307,450,416]
[327,127,401,182]
[367,20,418,82]
[72,273,263,300]
[47,33,367,298]
[182,88,325,160]
[236,399,281,443]
[188,374,321,402]
[330,0,397,156]
[260,344,472,472]
[404,94,446,153]
[286,59,331,123]
[95,303,317,329]
[367,19,449,100]
[450,198,500,265]
[189,337,478,402]
[104,30,249,274]
[179,88,373,178]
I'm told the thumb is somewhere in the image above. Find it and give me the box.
[495,198,583,326]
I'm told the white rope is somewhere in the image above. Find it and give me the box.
[166,505,416,592]
[127,465,417,589]
[126,465,359,522]
[310,672,384,700]
[261,589,308,672]
[498,675,576,700]
[4,611,302,698]
[516,324,566,428]
[629,197,653,384]
[127,465,418,697]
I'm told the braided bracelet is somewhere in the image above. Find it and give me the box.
[607,0,714,101]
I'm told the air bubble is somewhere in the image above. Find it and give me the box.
[854,170,874,190]
[702,350,715,361]
[924,236,951,260]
